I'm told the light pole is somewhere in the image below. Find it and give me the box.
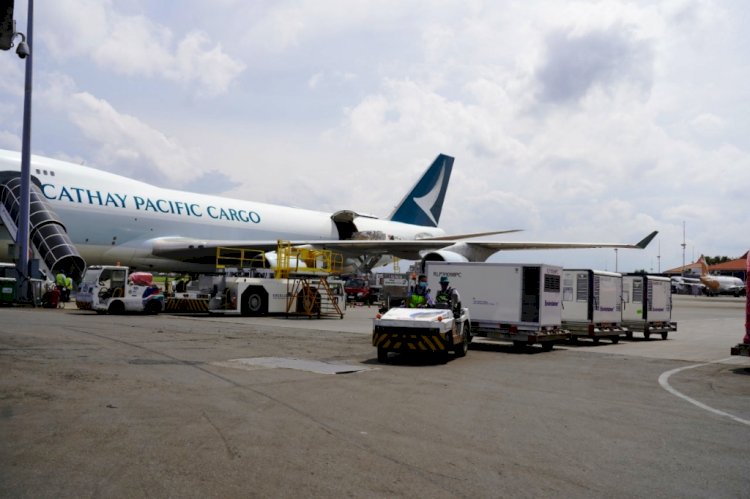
[614,248,618,273]
[5,0,33,301]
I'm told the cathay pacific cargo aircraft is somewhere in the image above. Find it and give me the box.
[0,149,656,279]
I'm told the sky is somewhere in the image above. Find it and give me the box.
[1,0,748,273]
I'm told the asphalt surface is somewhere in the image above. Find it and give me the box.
[1,295,749,498]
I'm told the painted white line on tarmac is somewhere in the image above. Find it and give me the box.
[658,358,750,427]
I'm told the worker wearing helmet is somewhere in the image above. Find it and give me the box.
[435,275,461,314]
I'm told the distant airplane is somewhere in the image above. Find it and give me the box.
[696,259,746,296]
[0,149,657,278]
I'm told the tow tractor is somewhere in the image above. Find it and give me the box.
[76,265,164,314]
[372,305,471,363]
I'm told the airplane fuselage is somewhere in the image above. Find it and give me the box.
[0,150,445,271]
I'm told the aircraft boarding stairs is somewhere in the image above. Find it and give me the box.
[0,176,86,282]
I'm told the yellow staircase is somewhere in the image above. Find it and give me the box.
[277,241,344,318]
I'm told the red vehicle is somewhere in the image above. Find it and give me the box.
[344,277,376,304]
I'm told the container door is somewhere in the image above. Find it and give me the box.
[521,266,540,323]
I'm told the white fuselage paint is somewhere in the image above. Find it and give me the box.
[0,150,445,271]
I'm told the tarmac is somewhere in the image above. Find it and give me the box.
[1,295,749,497]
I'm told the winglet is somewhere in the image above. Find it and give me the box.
[636,231,658,249]
[389,154,454,227]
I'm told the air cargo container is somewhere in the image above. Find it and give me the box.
[425,262,568,350]
[621,274,677,339]
[562,269,625,344]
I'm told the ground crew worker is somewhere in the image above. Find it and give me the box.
[64,275,73,302]
[435,275,461,314]
[56,272,70,302]
[406,274,434,308]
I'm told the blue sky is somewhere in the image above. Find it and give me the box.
[1,0,748,272]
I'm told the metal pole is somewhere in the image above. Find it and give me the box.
[16,0,32,301]
[614,248,618,273]
[744,250,749,344]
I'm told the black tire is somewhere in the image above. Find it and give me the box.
[644,331,651,340]
[625,331,633,340]
[108,300,125,315]
[661,332,668,340]
[513,340,526,350]
[611,335,620,344]
[454,324,469,358]
[377,347,388,363]
[241,286,268,316]
[144,300,161,315]
[541,341,554,351]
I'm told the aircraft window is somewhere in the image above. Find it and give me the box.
[43,170,48,175]
[35,169,41,174]
[50,171,55,176]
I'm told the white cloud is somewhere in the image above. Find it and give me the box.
[40,1,245,97]
[37,73,203,186]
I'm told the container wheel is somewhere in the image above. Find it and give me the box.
[592,337,600,345]
[541,342,554,352]
[625,331,633,340]
[610,335,620,344]
[661,332,668,340]
[644,331,651,340]
[513,340,527,350]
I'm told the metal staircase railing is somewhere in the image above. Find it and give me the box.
[0,176,86,279]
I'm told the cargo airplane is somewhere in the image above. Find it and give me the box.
[0,149,657,279]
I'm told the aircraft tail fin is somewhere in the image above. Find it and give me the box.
[388,154,454,227]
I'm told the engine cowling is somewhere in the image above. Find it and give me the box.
[419,242,498,271]
[421,250,470,264]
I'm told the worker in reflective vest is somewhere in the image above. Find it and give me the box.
[406,274,434,308]
[435,275,461,312]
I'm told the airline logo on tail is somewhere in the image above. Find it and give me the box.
[389,154,454,227]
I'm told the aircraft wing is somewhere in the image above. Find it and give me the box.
[149,229,521,262]
[151,230,657,263]
[457,230,658,251]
